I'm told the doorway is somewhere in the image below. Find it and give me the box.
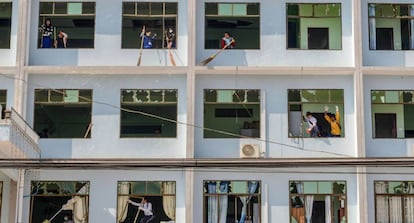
[308,28,329,49]
[375,113,397,138]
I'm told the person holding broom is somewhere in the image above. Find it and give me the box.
[140,27,157,49]
[221,32,235,49]
[128,197,155,223]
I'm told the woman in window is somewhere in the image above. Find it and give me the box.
[221,32,235,49]
[39,18,54,48]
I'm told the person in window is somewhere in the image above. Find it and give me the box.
[324,105,341,137]
[165,27,176,49]
[304,112,319,137]
[221,32,235,49]
[63,213,74,223]
[39,18,54,48]
[140,28,157,49]
[55,30,68,48]
[128,197,155,223]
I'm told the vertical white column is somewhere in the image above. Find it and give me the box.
[410,5,414,49]
[368,4,376,50]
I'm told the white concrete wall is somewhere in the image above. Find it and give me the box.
[362,0,414,66]
[193,167,359,223]
[0,0,18,66]
[364,75,414,157]
[26,74,187,158]
[195,75,357,158]
[0,75,15,109]
[28,0,188,66]
[0,171,12,223]
[22,169,186,223]
[196,0,354,67]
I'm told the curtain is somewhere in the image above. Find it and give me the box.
[305,195,314,223]
[162,182,176,221]
[239,181,259,223]
[325,196,331,223]
[369,4,376,50]
[405,183,414,223]
[218,181,229,223]
[72,196,87,223]
[375,182,389,223]
[207,182,218,223]
[117,182,130,223]
[410,6,414,49]
[389,196,402,223]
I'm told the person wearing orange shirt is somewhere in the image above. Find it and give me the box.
[324,105,341,137]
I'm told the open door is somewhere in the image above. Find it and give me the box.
[375,113,397,138]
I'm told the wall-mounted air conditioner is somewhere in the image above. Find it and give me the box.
[240,144,260,158]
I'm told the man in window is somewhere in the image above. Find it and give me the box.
[221,32,235,49]
[128,197,155,223]
[140,27,157,49]
[304,112,319,137]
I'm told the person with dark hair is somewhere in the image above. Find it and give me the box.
[165,27,176,49]
[128,197,155,223]
[39,18,54,48]
[324,105,341,137]
[140,28,157,49]
[55,30,68,48]
[63,213,74,223]
[221,32,235,49]
[304,111,319,137]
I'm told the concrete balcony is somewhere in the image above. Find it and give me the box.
[0,108,40,159]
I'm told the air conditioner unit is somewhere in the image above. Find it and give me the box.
[240,144,260,158]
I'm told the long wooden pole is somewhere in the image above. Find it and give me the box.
[137,26,145,66]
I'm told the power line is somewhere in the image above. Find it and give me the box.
[1,73,351,157]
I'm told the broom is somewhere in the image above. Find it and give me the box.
[137,26,145,66]
[198,40,234,66]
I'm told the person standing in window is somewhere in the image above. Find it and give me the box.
[55,30,68,48]
[140,28,157,49]
[165,27,176,49]
[221,32,235,49]
[304,112,319,137]
[128,197,155,223]
[324,105,341,137]
[39,18,54,48]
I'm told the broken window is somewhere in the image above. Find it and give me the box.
[368,4,414,50]
[0,2,12,49]
[117,181,176,223]
[290,181,347,223]
[120,89,177,138]
[38,2,95,48]
[122,2,178,49]
[288,89,344,138]
[287,3,342,50]
[204,180,261,223]
[34,89,92,138]
[371,90,414,138]
[205,3,260,49]
[204,89,260,138]
[30,181,89,223]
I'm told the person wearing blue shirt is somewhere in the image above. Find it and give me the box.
[140,28,157,49]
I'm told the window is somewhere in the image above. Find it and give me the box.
[369,4,414,50]
[371,90,414,138]
[375,181,414,223]
[205,3,260,49]
[122,2,178,49]
[290,181,347,223]
[204,89,260,138]
[0,90,6,119]
[288,89,344,138]
[38,2,95,48]
[0,181,2,220]
[120,89,177,138]
[204,180,260,223]
[34,89,92,138]
[287,3,342,50]
[0,2,12,49]
[117,181,176,223]
[30,181,89,223]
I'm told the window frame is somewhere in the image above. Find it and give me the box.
[33,89,93,138]
[121,2,179,49]
[203,180,261,223]
[286,3,343,50]
[29,181,90,223]
[368,4,414,51]
[38,1,96,49]
[287,89,345,138]
[289,180,347,223]
[120,89,178,138]
[0,2,12,49]
[203,89,261,138]
[204,2,261,50]
[0,90,6,119]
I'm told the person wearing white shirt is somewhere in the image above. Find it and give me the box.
[128,197,155,223]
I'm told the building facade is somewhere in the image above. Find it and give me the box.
[1,0,414,222]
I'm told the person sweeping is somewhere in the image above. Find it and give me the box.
[199,32,236,66]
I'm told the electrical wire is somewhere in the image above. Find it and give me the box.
[0,72,351,157]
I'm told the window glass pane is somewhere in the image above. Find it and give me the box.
[123,2,135,14]
[165,2,177,14]
[403,91,414,103]
[333,182,346,194]
[147,182,162,195]
[218,3,232,16]
[82,2,95,14]
[217,90,233,103]
[247,3,259,15]
[376,4,395,17]
[0,90,6,104]
[39,2,53,14]
[233,4,247,16]
[299,4,313,16]
[54,2,67,14]
[318,182,332,193]
[330,90,344,102]
[304,182,317,194]
[385,91,399,103]
[205,3,217,15]
[232,181,248,193]
[68,2,82,15]
[0,3,12,49]
[389,181,405,194]
[132,182,147,194]
[151,3,163,15]
[287,4,299,16]
[137,2,150,15]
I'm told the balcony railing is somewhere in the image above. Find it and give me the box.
[0,108,40,159]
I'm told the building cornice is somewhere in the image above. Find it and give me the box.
[24,66,188,75]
